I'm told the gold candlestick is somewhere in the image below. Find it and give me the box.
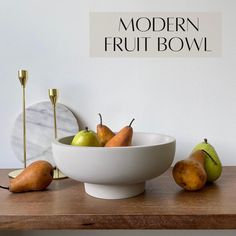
[48,89,67,179]
[49,89,58,139]
[9,70,28,178]
[19,70,28,168]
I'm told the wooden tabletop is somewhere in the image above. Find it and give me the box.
[0,167,236,230]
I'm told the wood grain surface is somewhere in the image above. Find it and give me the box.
[0,167,236,230]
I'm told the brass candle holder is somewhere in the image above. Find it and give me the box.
[48,89,67,179]
[9,70,28,178]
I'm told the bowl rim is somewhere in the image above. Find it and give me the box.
[52,132,176,149]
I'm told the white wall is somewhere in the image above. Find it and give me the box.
[1,0,236,168]
[0,0,235,235]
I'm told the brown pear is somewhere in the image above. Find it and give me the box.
[97,113,115,146]
[105,119,135,147]
[7,161,54,193]
[172,150,207,191]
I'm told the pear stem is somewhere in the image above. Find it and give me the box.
[201,150,218,165]
[98,113,103,126]
[204,138,208,144]
[129,118,135,127]
[0,185,9,190]
[85,127,88,132]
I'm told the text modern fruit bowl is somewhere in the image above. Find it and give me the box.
[52,132,176,199]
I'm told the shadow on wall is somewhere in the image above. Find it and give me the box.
[67,106,85,132]
[0,230,236,236]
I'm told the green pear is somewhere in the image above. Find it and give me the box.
[71,127,101,147]
[192,138,222,182]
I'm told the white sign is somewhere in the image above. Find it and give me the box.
[90,12,221,57]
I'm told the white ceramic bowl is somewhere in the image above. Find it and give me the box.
[52,132,176,199]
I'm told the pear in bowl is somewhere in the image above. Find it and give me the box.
[52,132,176,199]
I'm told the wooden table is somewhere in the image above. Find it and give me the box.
[0,167,236,230]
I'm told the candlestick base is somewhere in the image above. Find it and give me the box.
[8,169,24,178]
[53,169,67,179]
[8,168,67,179]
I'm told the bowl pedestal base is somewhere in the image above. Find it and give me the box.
[84,182,145,199]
